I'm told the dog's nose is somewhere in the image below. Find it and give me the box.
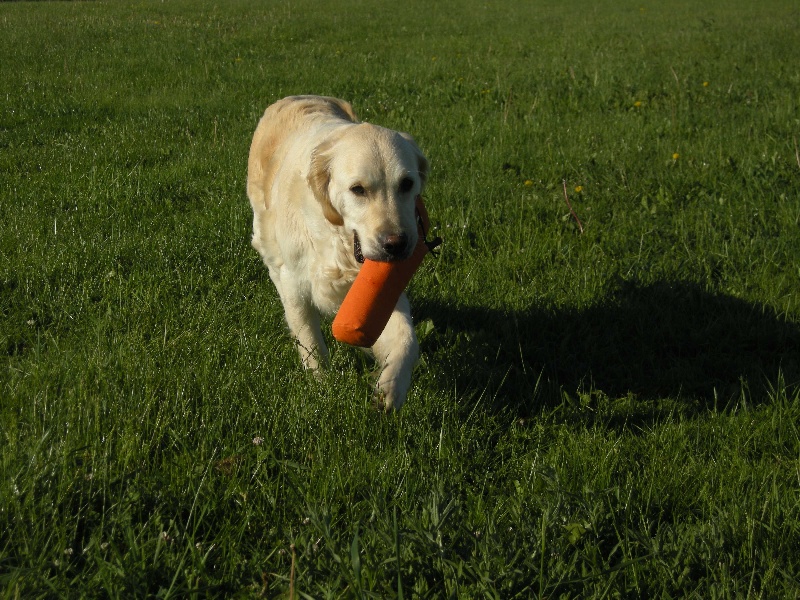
[380,232,409,257]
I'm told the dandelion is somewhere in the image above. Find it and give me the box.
[634,101,642,108]
[672,153,680,160]
[524,180,533,186]
[574,185,583,193]
[703,81,709,87]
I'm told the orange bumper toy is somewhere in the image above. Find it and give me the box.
[332,196,440,347]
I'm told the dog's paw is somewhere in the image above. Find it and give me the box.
[374,376,408,412]
[372,388,388,413]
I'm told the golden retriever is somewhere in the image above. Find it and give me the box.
[246,96,429,410]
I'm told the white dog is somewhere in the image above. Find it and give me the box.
[246,96,429,410]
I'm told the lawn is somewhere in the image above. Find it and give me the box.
[2,0,799,597]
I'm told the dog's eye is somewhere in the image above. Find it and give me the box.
[350,185,366,196]
[399,177,414,193]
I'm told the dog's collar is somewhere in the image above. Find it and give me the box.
[416,195,442,255]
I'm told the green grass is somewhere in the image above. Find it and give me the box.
[2,0,800,596]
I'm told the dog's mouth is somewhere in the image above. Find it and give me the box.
[353,231,365,264]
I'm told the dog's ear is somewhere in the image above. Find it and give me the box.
[399,132,429,189]
[308,141,344,226]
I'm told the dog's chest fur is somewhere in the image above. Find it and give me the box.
[307,228,361,316]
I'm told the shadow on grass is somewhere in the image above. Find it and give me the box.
[416,280,800,417]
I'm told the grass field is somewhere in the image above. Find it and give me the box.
[2,0,800,597]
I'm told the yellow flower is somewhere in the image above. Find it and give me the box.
[574,185,583,193]
[524,180,533,186]
[634,101,642,107]
[672,153,680,160]
[703,81,709,87]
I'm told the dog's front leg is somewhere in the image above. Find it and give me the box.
[279,275,329,372]
[370,292,419,411]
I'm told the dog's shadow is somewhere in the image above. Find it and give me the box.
[415,280,799,418]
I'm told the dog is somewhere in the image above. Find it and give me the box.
[246,96,429,410]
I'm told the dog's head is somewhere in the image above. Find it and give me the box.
[308,123,428,262]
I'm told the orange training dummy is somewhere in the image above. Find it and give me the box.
[332,196,440,347]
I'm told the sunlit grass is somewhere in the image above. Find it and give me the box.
[2,0,799,596]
